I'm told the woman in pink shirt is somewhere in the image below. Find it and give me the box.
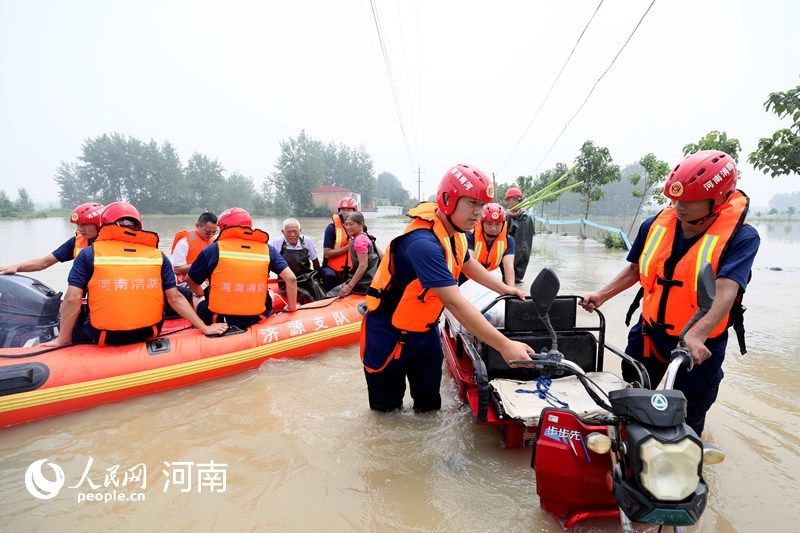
[327,212,382,298]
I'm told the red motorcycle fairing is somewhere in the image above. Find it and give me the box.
[532,407,619,527]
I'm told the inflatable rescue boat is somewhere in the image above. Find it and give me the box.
[0,274,363,428]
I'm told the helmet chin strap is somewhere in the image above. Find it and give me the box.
[445,214,470,233]
[686,211,716,225]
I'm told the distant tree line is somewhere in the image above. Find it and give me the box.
[0,188,44,219]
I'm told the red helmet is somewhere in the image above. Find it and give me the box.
[70,202,104,227]
[217,207,252,229]
[337,197,358,210]
[100,201,141,227]
[664,151,737,209]
[436,164,494,216]
[481,203,506,223]
[504,187,524,201]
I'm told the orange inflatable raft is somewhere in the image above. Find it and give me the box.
[0,295,364,428]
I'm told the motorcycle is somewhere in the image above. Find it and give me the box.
[520,265,726,531]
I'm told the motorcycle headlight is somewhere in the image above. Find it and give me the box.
[639,437,702,501]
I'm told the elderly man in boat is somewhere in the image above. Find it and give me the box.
[187,207,298,329]
[42,202,227,347]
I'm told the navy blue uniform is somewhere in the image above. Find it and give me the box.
[363,230,470,412]
[188,243,288,327]
[67,247,176,345]
[624,216,760,434]
[51,236,79,262]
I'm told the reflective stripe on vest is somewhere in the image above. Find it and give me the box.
[638,190,749,337]
[365,202,467,333]
[88,225,164,332]
[208,226,270,316]
[325,215,351,273]
[472,222,508,271]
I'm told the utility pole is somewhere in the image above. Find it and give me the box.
[415,166,424,201]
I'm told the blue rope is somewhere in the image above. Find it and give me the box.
[515,377,569,409]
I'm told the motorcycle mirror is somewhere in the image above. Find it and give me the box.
[530,268,560,317]
[697,263,716,312]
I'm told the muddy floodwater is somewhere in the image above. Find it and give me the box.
[1,215,798,532]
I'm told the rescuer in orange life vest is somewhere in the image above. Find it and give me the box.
[0,202,105,275]
[186,207,298,329]
[460,202,516,286]
[360,164,535,412]
[580,151,760,435]
[320,196,358,292]
[41,202,228,347]
[170,212,218,285]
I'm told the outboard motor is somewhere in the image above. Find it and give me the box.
[0,274,62,347]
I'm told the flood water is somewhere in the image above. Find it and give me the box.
[0,215,798,532]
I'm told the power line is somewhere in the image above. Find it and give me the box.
[368,0,416,172]
[499,0,605,172]
[533,0,658,175]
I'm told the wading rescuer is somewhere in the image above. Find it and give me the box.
[0,202,104,274]
[461,202,516,286]
[42,202,227,347]
[320,196,358,291]
[580,151,760,435]
[187,207,298,329]
[360,164,535,412]
[504,187,534,284]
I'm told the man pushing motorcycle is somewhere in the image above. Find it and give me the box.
[580,150,760,435]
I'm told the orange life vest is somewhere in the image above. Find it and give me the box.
[365,202,468,333]
[170,228,212,283]
[73,233,89,259]
[207,226,270,316]
[638,190,749,338]
[87,225,164,336]
[325,214,351,273]
[472,222,509,271]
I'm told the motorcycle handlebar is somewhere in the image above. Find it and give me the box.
[664,348,693,390]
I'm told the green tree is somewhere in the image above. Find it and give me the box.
[55,162,89,208]
[573,141,620,231]
[0,190,20,218]
[628,153,669,235]
[377,172,411,206]
[768,207,778,215]
[219,172,258,212]
[682,130,742,161]
[748,81,800,178]
[324,143,376,207]
[788,206,796,218]
[77,133,132,204]
[271,131,326,214]
[185,153,226,212]
[15,188,35,212]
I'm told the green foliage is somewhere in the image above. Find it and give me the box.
[788,206,796,217]
[15,188,34,212]
[574,141,620,219]
[628,153,669,235]
[0,190,20,218]
[748,81,800,178]
[56,133,261,215]
[377,172,411,207]
[682,131,742,161]
[602,232,627,249]
[270,131,377,215]
[768,207,778,215]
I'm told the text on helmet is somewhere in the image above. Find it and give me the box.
[702,161,735,192]
[450,167,474,191]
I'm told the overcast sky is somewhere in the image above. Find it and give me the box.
[1,0,799,208]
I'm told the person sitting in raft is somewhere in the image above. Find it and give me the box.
[41,202,227,347]
[270,218,324,302]
[459,203,516,286]
[319,196,358,292]
[187,207,298,329]
[0,202,104,274]
[171,212,218,285]
[326,211,382,298]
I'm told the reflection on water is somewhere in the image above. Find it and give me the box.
[0,216,798,532]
